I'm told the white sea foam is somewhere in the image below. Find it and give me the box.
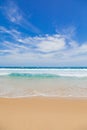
[0,68,87,77]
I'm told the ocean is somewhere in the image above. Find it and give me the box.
[0,67,87,98]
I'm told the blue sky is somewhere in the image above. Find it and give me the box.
[0,0,87,66]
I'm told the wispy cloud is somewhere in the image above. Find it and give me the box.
[0,26,22,40]
[4,2,22,23]
[1,1,41,34]
[56,26,76,40]
[0,26,87,66]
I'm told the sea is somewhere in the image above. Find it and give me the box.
[0,67,87,98]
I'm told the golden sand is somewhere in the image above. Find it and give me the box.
[0,97,87,130]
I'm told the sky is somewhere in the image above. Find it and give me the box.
[0,0,87,66]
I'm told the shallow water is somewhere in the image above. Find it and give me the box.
[0,68,87,98]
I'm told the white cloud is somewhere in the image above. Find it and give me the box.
[37,36,65,52]
[0,26,87,66]
[16,34,66,52]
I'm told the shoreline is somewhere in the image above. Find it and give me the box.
[1,97,87,130]
[1,96,87,99]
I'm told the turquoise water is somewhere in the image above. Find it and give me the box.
[0,67,87,98]
[9,73,59,78]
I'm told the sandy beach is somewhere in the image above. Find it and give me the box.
[0,98,87,130]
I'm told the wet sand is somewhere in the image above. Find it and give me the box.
[0,97,87,130]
